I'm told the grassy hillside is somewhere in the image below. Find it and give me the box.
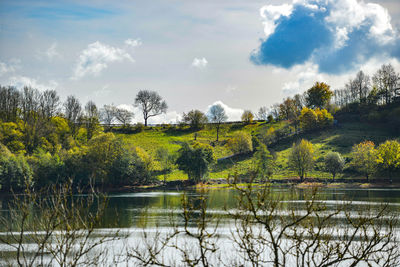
[115,120,399,181]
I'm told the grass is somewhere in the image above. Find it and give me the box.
[116,120,399,182]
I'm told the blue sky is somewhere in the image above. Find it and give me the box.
[0,0,399,123]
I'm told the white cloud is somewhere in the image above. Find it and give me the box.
[0,59,20,76]
[46,42,61,60]
[191,57,208,69]
[326,0,396,46]
[206,100,243,121]
[8,75,58,91]
[72,41,134,80]
[125,38,142,47]
[260,4,293,39]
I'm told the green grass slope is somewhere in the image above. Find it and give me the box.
[116,120,399,181]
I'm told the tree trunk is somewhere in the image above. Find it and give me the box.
[144,117,148,127]
[216,124,219,142]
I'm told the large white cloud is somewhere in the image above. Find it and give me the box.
[72,41,134,80]
[260,4,293,39]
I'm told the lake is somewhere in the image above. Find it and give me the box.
[1,185,400,266]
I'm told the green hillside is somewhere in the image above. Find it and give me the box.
[115,119,400,182]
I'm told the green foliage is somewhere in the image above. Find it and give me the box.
[288,139,315,181]
[299,107,333,131]
[156,147,175,183]
[324,152,345,180]
[0,145,32,191]
[306,82,333,109]
[176,142,216,183]
[351,141,378,180]
[377,140,400,177]
[182,110,208,129]
[29,150,65,188]
[253,143,275,181]
[226,131,253,155]
[241,110,254,124]
[0,121,25,154]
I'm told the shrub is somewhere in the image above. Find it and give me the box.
[0,145,32,191]
[226,131,253,155]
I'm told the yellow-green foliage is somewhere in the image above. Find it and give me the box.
[241,110,254,124]
[351,141,378,179]
[226,131,253,154]
[377,140,400,173]
[299,107,333,131]
[135,146,154,171]
[0,121,25,154]
[288,139,315,180]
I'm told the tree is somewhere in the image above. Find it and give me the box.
[134,90,167,126]
[100,104,116,130]
[279,97,299,121]
[241,110,254,124]
[155,147,175,184]
[352,70,370,103]
[288,139,315,181]
[299,107,318,131]
[377,140,400,179]
[39,89,60,119]
[182,110,208,129]
[176,142,215,183]
[0,86,20,122]
[253,143,274,181]
[226,131,253,155]
[84,100,100,140]
[257,106,268,121]
[351,141,378,181]
[64,95,82,136]
[115,107,134,128]
[372,64,399,105]
[324,152,345,181]
[207,104,228,141]
[306,82,333,109]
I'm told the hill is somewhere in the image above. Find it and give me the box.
[115,116,400,182]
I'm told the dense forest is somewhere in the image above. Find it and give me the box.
[0,63,400,192]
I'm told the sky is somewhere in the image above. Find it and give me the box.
[1,0,400,123]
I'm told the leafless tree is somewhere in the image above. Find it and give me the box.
[100,104,117,130]
[257,106,269,121]
[39,89,60,119]
[0,86,21,122]
[64,95,82,135]
[115,107,134,127]
[373,63,399,104]
[134,90,167,126]
[207,104,228,141]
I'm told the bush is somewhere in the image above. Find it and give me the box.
[241,110,254,124]
[376,140,400,178]
[30,150,65,188]
[226,131,253,155]
[324,152,345,180]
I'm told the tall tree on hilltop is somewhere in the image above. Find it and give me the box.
[305,82,333,109]
[134,90,167,126]
[207,104,228,142]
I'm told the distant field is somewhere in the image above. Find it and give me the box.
[116,120,399,181]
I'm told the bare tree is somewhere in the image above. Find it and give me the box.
[0,183,120,267]
[115,107,134,127]
[40,90,60,119]
[134,90,167,126]
[84,100,100,140]
[64,95,82,136]
[353,70,370,103]
[373,63,399,104]
[207,104,228,142]
[100,104,117,130]
[257,106,269,121]
[0,86,20,122]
